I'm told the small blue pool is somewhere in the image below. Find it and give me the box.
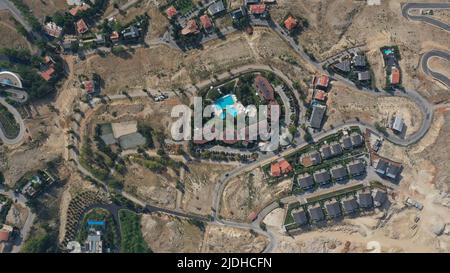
[214,95,238,119]
[384,49,393,55]
[88,220,106,226]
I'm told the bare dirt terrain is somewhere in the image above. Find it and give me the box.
[103,1,169,38]
[0,11,31,50]
[220,168,292,222]
[201,224,268,253]
[272,0,450,99]
[326,83,423,137]
[75,46,184,94]
[0,103,65,186]
[141,213,204,252]
[5,202,28,229]
[181,162,235,216]
[24,0,68,20]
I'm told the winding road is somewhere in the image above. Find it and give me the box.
[0,97,26,145]
[401,2,450,32]
[421,50,450,88]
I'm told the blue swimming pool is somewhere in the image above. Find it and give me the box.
[384,49,393,55]
[88,220,106,226]
[214,95,238,119]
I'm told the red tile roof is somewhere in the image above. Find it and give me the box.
[314,90,326,101]
[181,19,200,35]
[0,227,11,242]
[315,75,329,88]
[279,159,292,174]
[254,75,275,101]
[76,19,88,34]
[284,16,298,31]
[110,31,120,41]
[391,67,400,85]
[166,6,177,18]
[69,3,90,16]
[200,15,212,29]
[83,80,94,93]
[271,162,281,177]
[40,67,55,81]
[249,4,266,14]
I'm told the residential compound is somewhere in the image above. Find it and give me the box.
[0,0,446,256]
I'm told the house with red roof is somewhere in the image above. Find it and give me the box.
[270,162,281,177]
[76,19,89,34]
[284,16,298,31]
[200,15,213,31]
[83,80,95,94]
[40,67,55,81]
[69,3,90,16]
[279,159,293,174]
[110,31,120,43]
[314,90,326,101]
[314,75,330,90]
[390,67,400,85]
[270,159,292,177]
[181,19,200,35]
[249,4,266,15]
[0,225,13,242]
[166,6,177,18]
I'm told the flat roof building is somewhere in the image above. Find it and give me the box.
[350,133,363,147]
[291,208,308,226]
[354,55,366,67]
[208,0,226,16]
[392,115,404,133]
[313,169,331,185]
[341,196,359,214]
[310,104,326,129]
[357,191,373,209]
[334,60,351,73]
[347,160,365,177]
[357,71,371,81]
[254,75,275,101]
[320,144,333,159]
[325,199,342,218]
[330,165,347,181]
[297,173,314,190]
[330,142,343,156]
[341,135,353,149]
[373,189,388,207]
[308,205,325,223]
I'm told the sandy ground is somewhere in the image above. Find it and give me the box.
[24,0,68,20]
[141,213,204,252]
[201,224,268,253]
[0,11,31,50]
[124,162,178,209]
[327,83,423,137]
[220,168,292,222]
[271,0,450,99]
[1,103,65,186]
[5,202,28,229]
[428,57,450,80]
[181,162,235,216]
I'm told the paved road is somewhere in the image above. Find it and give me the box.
[0,98,26,145]
[401,2,450,32]
[0,0,32,32]
[421,49,450,88]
